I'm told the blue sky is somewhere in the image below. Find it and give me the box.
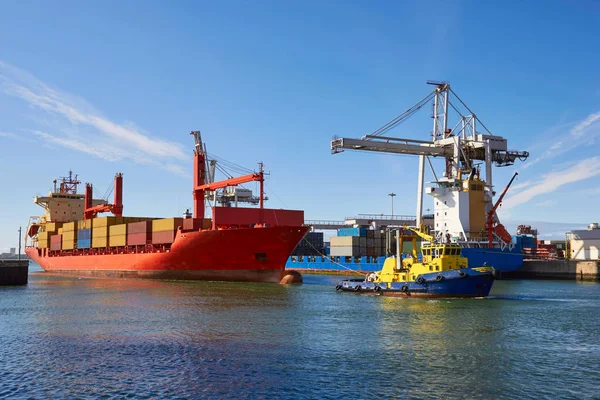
[1,0,600,251]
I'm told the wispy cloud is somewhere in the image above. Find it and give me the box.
[0,60,188,174]
[535,200,554,207]
[525,111,600,168]
[503,156,600,209]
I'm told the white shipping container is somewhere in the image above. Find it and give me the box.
[330,246,358,257]
[330,236,360,247]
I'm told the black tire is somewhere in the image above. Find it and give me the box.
[335,285,342,291]
[415,276,425,284]
[401,285,409,292]
[458,271,467,278]
[354,285,361,292]
[374,285,381,292]
[436,274,444,282]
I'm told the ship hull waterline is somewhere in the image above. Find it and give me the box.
[27,226,309,283]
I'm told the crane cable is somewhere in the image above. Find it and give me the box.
[366,90,436,139]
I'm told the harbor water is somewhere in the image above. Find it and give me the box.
[1,265,599,399]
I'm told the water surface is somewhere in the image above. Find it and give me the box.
[1,267,599,399]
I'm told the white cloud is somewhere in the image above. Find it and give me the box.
[535,200,554,207]
[503,156,600,209]
[525,110,600,168]
[0,131,17,138]
[0,60,188,172]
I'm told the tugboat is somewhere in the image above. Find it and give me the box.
[335,228,495,298]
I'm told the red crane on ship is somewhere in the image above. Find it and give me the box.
[486,172,518,248]
[83,173,123,219]
[191,130,265,221]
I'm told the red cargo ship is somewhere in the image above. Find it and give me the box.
[25,131,308,283]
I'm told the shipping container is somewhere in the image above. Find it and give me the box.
[109,235,127,247]
[93,216,124,228]
[109,224,127,236]
[77,239,91,249]
[46,222,63,232]
[57,228,64,235]
[152,218,184,232]
[77,219,93,230]
[182,218,213,231]
[128,221,152,234]
[63,221,76,232]
[330,236,361,247]
[78,228,91,240]
[127,232,151,246]
[359,237,367,247]
[152,230,177,244]
[38,240,49,249]
[367,230,374,239]
[337,227,367,237]
[92,236,108,248]
[367,238,374,247]
[38,231,52,241]
[62,240,75,250]
[51,234,62,243]
[92,226,109,238]
[63,230,77,242]
[330,246,359,257]
[50,241,61,251]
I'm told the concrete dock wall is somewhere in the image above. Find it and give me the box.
[502,260,599,281]
[0,260,29,285]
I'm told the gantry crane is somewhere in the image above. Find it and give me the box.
[331,81,529,229]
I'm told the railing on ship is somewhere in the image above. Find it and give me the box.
[349,214,416,221]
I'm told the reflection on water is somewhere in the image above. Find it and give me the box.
[0,273,599,399]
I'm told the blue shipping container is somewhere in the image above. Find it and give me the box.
[78,229,91,240]
[337,227,367,237]
[77,239,91,249]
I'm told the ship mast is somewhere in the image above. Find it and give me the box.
[191,130,207,220]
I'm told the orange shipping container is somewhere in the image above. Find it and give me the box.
[152,230,176,244]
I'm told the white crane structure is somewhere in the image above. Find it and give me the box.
[331,82,529,247]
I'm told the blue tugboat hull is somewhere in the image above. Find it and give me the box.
[336,268,494,298]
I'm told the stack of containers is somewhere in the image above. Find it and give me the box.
[77,219,92,249]
[109,224,127,247]
[62,222,77,250]
[92,216,124,248]
[50,234,62,251]
[38,221,62,249]
[127,221,152,246]
[37,231,51,249]
[152,218,183,244]
[291,232,324,256]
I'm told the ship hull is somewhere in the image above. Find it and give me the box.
[26,226,309,283]
[336,268,494,298]
[287,246,524,274]
[461,247,523,272]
